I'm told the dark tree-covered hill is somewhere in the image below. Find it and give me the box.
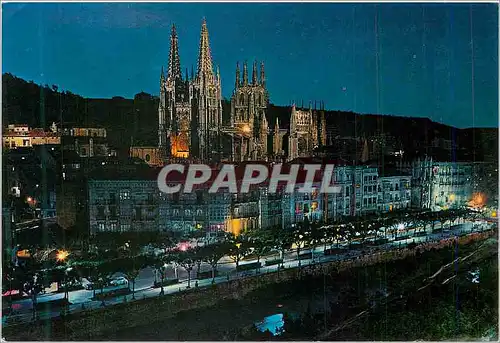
[3,73,497,162]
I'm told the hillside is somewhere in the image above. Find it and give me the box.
[3,73,497,162]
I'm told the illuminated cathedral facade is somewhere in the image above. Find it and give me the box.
[133,18,325,165]
[158,19,223,162]
[230,61,269,161]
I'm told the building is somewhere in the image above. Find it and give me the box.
[68,127,107,138]
[411,157,474,211]
[3,124,61,149]
[286,104,327,161]
[62,136,117,158]
[272,118,287,160]
[377,171,412,212]
[229,61,269,161]
[158,19,223,162]
[88,170,231,238]
[129,146,163,167]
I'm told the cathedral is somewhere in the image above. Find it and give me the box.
[158,19,223,162]
[230,61,269,161]
[130,18,327,166]
[286,103,327,161]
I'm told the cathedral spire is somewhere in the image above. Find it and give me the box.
[168,24,182,80]
[235,62,240,89]
[252,60,257,85]
[196,18,214,81]
[260,61,265,87]
[243,61,248,85]
[160,66,165,83]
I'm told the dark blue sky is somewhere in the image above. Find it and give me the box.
[3,3,498,128]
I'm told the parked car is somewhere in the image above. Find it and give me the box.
[84,280,106,290]
[109,277,128,287]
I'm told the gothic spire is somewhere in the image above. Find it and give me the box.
[160,66,165,83]
[168,24,182,80]
[235,62,240,89]
[243,61,248,85]
[260,61,265,87]
[196,18,214,81]
[252,60,257,85]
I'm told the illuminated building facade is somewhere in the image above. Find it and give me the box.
[158,19,223,162]
[377,174,412,212]
[3,124,61,149]
[129,146,163,167]
[230,61,269,161]
[287,105,325,160]
[411,157,474,211]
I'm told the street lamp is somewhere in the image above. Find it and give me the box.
[56,250,69,262]
[298,235,303,267]
[159,263,168,295]
[62,267,73,315]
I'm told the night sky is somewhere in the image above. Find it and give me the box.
[3,3,498,128]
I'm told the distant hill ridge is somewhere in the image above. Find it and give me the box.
[3,73,497,161]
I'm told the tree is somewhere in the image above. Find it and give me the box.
[176,250,196,288]
[247,228,273,270]
[268,225,293,268]
[308,221,324,261]
[200,242,230,284]
[76,260,117,304]
[226,234,251,269]
[118,255,148,300]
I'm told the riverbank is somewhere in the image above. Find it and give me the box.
[102,232,497,341]
[3,230,495,341]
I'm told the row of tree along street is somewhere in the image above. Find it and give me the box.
[3,207,486,318]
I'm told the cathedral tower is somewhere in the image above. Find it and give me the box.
[230,60,269,161]
[190,18,223,161]
[158,24,191,160]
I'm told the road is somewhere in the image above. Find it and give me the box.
[3,220,495,326]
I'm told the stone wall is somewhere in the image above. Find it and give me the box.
[4,230,494,341]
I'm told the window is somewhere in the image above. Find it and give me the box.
[135,207,142,221]
[196,191,203,204]
[98,223,105,232]
[303,204,309,213]
[97,206,105,219]
[145,154,151,162]
[120,190,130,200]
